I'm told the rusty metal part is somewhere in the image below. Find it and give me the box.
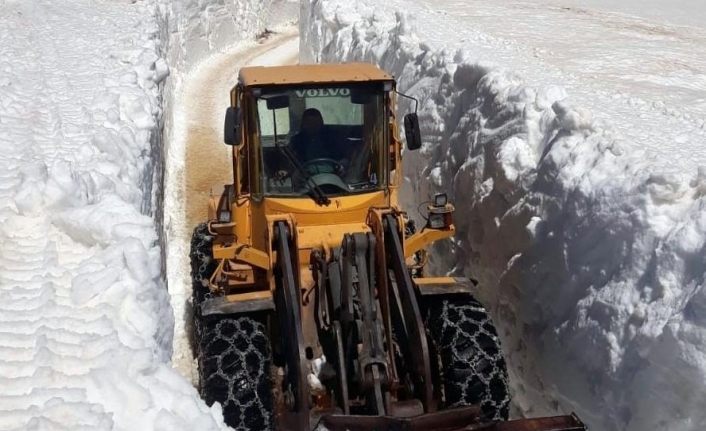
[319,408,586,431]
[205,258,257,294]
[333,321,350,415]
[388,399,424,418]
[311,246,351,416]
[334,233,392,415]
[273,221,310,430]
[383,214,434,412]
[475,414,586,431]
[200,291,275,316]
[370,215,399,394]
[352,233,389,414]
[310,249,328,329]
[319,405,481,431]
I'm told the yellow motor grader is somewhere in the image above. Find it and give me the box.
[190,62,585,431]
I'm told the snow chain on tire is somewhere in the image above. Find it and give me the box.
[191,224,274,430]
[424,297,510,421]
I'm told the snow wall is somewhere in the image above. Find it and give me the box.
[0,0,288,429]
[301,1,706,430]
[0,0,221,429]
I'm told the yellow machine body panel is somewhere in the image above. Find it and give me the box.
[238,63,393,87]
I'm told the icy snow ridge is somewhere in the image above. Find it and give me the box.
[301,1,706,430]
[0,1,223,429]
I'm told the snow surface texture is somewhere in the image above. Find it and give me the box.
[301,1,706,430]
[0,0,298,427]
[540,0,706,29]
[0,0,231,429]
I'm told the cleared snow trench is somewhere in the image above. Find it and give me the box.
[164,27,299,383]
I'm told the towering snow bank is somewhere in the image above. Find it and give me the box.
[0,0,226,429]
[160,0,279,73]
[0,0,297,428]
[301,1,706,430]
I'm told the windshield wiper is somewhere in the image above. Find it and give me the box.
[275,142,331,206]
[264,96,330,206]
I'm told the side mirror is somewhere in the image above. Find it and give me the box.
[224,106,241,146]
[404,113,422,151]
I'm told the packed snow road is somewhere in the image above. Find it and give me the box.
[164,27,299,383]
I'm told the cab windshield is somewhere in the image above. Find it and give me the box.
[255,83,388,197]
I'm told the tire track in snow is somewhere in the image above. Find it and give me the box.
[165,28,299,384]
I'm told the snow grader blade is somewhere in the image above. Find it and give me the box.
[320,408,586,431]
[191,62,588,431]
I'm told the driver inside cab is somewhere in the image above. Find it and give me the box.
[290,108,345,168]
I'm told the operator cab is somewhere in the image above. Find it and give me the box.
[256,83,388,197]
[224,63,423,206]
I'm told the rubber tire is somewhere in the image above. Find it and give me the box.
[191,224,274,430]
[424,297,510,421]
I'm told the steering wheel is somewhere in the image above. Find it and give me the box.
[302,158,344,175]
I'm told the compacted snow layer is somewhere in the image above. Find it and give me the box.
[0,1,228,429]
[301,1,706,430]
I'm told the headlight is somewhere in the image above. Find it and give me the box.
[434,193,447,207]
[426,197,455,229]
[428,212,446,229]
